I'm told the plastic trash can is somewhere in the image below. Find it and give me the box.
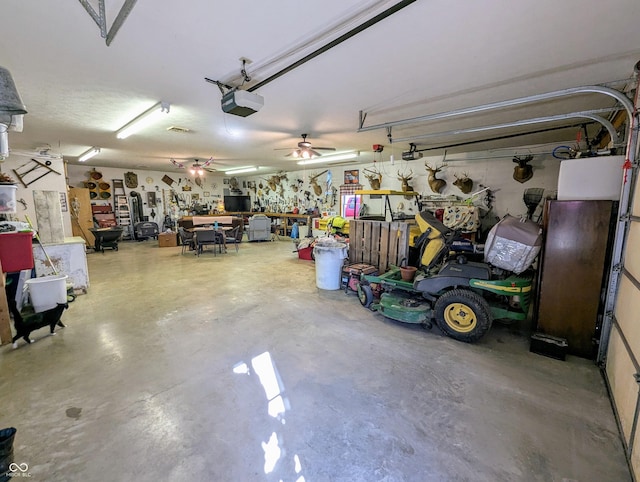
[313,240,348,290]
[24,274,68,313]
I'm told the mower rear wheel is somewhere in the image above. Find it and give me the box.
[357,282,374,309]
[434,289,492,343]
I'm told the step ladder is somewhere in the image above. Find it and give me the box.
[112,179,132,239]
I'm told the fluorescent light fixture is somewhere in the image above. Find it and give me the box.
[224,167,257,175]
[297,152,358,166]
[78,147,100,162]
[116,101,170,139]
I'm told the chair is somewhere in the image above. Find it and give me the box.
[195,229,224,256]
[178,227,194,254]
[225,225,241,252]
[271,220,283,241]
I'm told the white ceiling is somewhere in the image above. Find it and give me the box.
[2,0,640,175]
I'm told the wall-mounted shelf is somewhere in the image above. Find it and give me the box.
[354,190,420,221]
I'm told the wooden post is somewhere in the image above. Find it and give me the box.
[0,260,12,345]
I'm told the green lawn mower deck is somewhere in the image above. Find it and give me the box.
[371,292,432,325]
[358,265,532,343]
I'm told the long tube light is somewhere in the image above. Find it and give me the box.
[116,101,170,139]
[224,167,257,175]
[78,147,100,162]
[297,152,358,165]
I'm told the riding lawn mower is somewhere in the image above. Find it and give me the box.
[357,211,541,343]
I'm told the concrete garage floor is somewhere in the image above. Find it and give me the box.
[0,238,631,481]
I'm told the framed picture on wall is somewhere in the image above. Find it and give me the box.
[344,170,359,184]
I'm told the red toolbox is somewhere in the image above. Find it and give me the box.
[91,205,113,214]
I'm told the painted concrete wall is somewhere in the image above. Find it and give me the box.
[0,155,71,236]
[66,164,228,228]
[0,146,567,240]
[0,144,562,239]
[244,147,561,231]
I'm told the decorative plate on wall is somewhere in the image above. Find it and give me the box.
[146,177,154,184]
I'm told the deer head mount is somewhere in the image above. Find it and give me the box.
[276,172,288,184]
[364,167,382,190]
[453,172,473,194]
[263,176,278,192]
[425,162,447,193]
[291,179,304,193]
[513,155,534,183]
[309,170,328,196]
[397,169,415,199]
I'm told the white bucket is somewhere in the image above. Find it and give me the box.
[313,242,348,290]
[0,184,17,214]
[24,274,68,313]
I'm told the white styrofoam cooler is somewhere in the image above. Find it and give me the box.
[557,155,624,201]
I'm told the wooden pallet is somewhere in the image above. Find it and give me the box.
[348,219,410,273]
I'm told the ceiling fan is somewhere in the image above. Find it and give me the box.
[277,133,336,159]
[170,157,215,175]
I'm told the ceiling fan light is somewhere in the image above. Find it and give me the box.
[292,150,299,158]
[302,150,310,159]
[189,167,196,175]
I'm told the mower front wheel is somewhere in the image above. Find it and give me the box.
[434,289,492,343]
[357,282,374,309]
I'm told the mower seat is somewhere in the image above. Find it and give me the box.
[414,211,454,270]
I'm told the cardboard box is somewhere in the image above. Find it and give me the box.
[158,233,177,247]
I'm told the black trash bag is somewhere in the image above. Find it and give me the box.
[0,427,16,482]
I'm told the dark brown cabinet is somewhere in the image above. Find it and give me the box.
[535,200,615,358]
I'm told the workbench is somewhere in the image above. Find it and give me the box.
[225,212,319,237]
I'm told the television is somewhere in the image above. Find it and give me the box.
[224,195,251,212]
